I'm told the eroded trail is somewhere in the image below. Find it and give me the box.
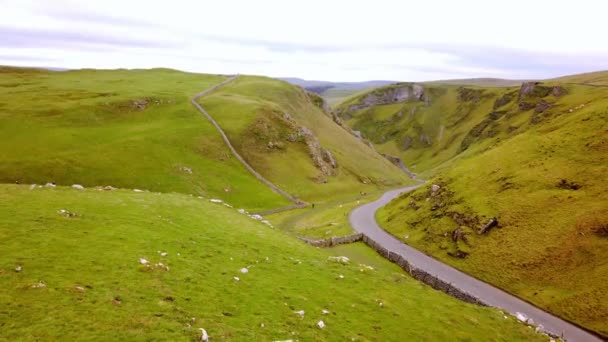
[349,185,602,342]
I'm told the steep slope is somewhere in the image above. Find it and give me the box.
[198,76,409,204]
[0,184,544,341]
[336,73,608,335]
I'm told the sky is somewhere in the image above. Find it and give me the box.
[1,0,608,82]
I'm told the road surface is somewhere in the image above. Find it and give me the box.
[349,185,602,342]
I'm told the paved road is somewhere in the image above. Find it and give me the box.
[349,185,602,342]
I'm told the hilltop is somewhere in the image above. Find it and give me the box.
[335,71,608,336]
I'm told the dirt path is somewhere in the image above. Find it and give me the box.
[191,76,305,208]
[349,185,602,342]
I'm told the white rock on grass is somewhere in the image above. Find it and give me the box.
[328,256,350,264]
[240,268,249,274]
[160,252,168,257]
[515,312,528,323]
[133,189,144,193]
[72,184,85,190]
[198,328,209,342]
[321,309,330,315]
[15,265,22,272]
[233,277,240,281]
[29,184,37,190]
[293,310,305,318]
[237,209,247,214]
[250,214,263,220]
[139,258,149,265]
[338,274,345,279]
[45,182,56,187]
[317,320,326,329]
[32,281,46,288]
[209,199,223,204]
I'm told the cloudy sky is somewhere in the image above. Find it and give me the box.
[1,0,607,81]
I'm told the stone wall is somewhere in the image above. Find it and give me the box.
[298,233,364,248]
[299,231,486,306]
[360,234,486,306]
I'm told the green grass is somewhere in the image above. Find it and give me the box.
[0,67,288,212]
[198,76,410,204]
[0,184,544,341]
[367,76,608,336]
[267,190,384,239]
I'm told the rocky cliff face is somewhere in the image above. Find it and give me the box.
[341,84,425,117]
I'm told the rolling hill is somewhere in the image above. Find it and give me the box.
[335,72,608,336]
[0,67,407,212]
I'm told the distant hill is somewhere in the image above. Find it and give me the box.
[423,77,528,87]
[279,77,398,105]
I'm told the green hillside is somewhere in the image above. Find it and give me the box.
[0,184,543,341]
[0,67,407,212]
[198,76,408,203]
[336,73,608,335]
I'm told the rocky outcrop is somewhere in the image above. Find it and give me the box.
[493,92,514,109]
[381,154,416,179]
[297,127,337,178]
[518,81,567,102]
[342,84,425,115]
[457,87,484,103]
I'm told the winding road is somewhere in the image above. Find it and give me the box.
[349,185,602,342]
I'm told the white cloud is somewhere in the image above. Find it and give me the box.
[1,0,607,81]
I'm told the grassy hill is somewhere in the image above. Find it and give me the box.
[336,72,608,336]
[0,67,407,212]
[197,76,408,204]
[0,184,545,341]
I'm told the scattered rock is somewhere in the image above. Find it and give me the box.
[478,218,498,234]
[431,184,441,196]
[260,323,265,328]
[15,265,22,272]
[103,186,116,191]
[233,276,240,281]
[338,274,345,279]
[72,184,84,190]
[75,286,85,292]
[32,281,46,288]
[45,182,56,187]
[133,189,144,193]
[237,209,247,214]
[515,312,528,323]
[209,199,223,204]
[557,179,581,190]
[29,184,37,190]
[322,309,330,315]
[112,296,122,305]
[317,320,326,329]
[180,166,193,174]
[139,258,149,265]
[199,328,209,342]
[58,209,78,218]
[240,268,249,274]
[160,252,168,257]
[328,256,350,264]
[250,214,263,221]
[294,310,305,318]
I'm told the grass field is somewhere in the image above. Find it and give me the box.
[0,184,544,341]
[340,73,608,336]
[0,67,289,212]
[0,67,408,212]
